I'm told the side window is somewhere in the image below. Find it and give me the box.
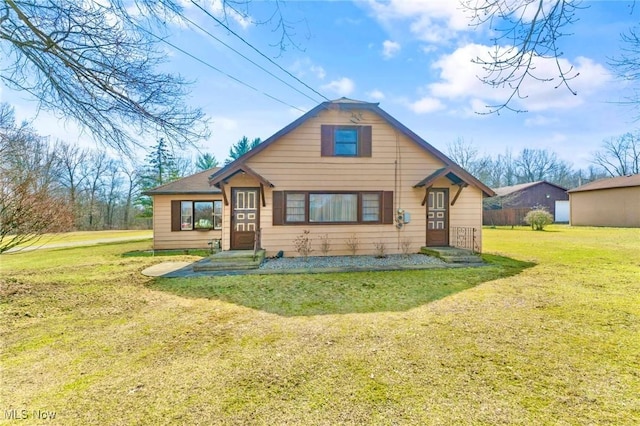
[213,201,223,230]
[286,193,306,222]
[181,201,193,230]
[361,193,381,222]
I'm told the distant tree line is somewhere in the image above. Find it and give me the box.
[446,136,639,190]
[1,101,265,251]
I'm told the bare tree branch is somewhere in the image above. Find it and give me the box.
[0,0,216,153]
[592,132,640,176]
[462,0,582,114]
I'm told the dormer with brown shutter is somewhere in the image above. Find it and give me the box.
[320,125,372,157]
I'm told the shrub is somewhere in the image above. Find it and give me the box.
[345,234,359,255]
[319,234,331,256]
[400,238,412,256]
[373,241,387,258]
[524,208,554,231]
[293,230,313,259]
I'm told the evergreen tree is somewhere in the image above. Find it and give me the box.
[196,153,219,171]
[225,136,261,165]
[137,138,180,217]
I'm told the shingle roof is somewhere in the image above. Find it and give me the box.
[142,167,222,195]
[493,181,567,197]
[568,173,640,193]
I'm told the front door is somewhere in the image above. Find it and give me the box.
[426,188,449,246]
[231,188,259,250]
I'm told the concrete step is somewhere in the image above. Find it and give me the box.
[439,255,484,263]
[208,249,265,261]
[193,249,265,271]
[420,247,482,264]
[193,261,262,271]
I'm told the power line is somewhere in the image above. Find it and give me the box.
[176,12,323,105]
[137,25,307,113]
[191,0,331,102]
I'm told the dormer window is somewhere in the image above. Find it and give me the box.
[321,125,372,157]
[334,128,358,156]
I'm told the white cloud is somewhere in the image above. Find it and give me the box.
[427,43,612,113]
[366,0,471,44]
[367,89,385,101]
[310,65,326,80]
[211,116,238,131]
[179,0,251,29]
[382,40,401,59]
[321,77,355,96]
[409,96,445,114]
[290,58,326,80]
[524,115,560,127]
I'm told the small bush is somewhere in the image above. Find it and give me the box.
[293,230,313,259]
[400,238,412,256]
[525,208,554,231]
[319,234,331,256]
[373,241,387,258]
[345,234,359,255]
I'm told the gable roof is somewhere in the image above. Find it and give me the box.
[493,181,568,197]
[143,167,222,195]
[414,167,467,188]
[210,98,495,196]
[568,173,640,193]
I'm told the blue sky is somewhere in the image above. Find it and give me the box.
[2,0,639,169]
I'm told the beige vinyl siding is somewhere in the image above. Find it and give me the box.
[220,108,484,256]
[152,194,223,250]
[570,187,640,227]
[448,182,484,250]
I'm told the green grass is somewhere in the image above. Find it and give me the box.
[4,230,152,253]
[1,225,639,424]
[150,254,532,316]
[123,248,211,258]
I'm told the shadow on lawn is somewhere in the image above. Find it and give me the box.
[148,254,535,317]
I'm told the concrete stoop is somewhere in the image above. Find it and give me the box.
[420,246,483,264]
[193,249,266,272]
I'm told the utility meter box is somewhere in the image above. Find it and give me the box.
[403,212,411,224]
[396,209,411,225]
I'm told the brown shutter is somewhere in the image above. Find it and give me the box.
[171,200,181,231]
[359,126,372,157]
[320,125,335,157]
[382,191,394,224]
[272,191,284,225]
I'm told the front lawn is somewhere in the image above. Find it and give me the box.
[1,225,638,424]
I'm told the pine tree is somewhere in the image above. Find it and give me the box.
[137,138,180,217]
[225,136,261,165]
[195,153,219,171]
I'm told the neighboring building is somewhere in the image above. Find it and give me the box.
[568,174,640,227]
[143,168,223,249]
[145,98,495,255]
[484,181,569,226]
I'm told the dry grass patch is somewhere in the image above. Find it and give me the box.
[1,226,639,424]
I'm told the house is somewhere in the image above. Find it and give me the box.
[146,98,495,256]
[143,167,224,249]
[483,181,569,226]
[568,174,640,227]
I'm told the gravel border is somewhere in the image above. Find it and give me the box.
[259,253,446,271]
